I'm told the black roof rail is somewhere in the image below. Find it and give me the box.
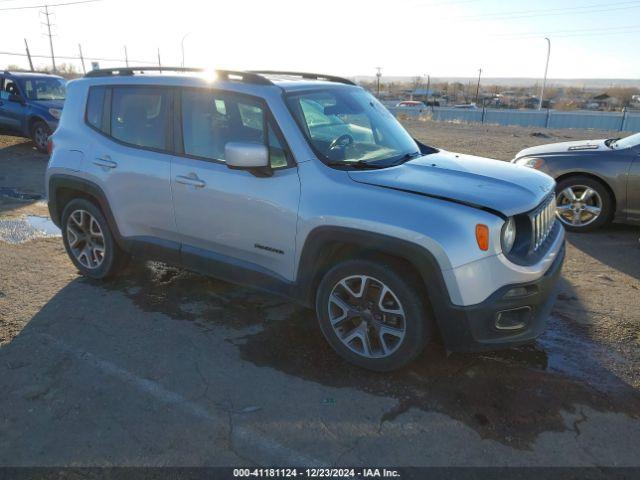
[84,66,274,85]
[248,70,356,86]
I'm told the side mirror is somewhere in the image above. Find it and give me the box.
[225,142,271,176]
[9,94,25,105]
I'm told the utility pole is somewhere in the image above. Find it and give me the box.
[42,5,56,72]
[376,67,382,97]
[24,39,34,71]
[426,74,431,100]
[78,43,86,74]
[475,68,482,104]
[124,45,129,67]
[181,32,192,68]
[157,48,162,72]
[538,37,551,110]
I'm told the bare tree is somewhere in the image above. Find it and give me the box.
[606,87,640,107]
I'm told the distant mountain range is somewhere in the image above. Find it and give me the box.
[352,76,640,89]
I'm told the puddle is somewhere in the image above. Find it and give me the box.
[0,187,43,202]
[0,215,61,244]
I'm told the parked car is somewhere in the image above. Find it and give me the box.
[46,67,564,371]
[453,103,478,110]
[395,100,427,109]
[0,70,65,152]
[512,132,640,231]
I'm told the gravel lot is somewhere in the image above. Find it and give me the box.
[0,122,639,467]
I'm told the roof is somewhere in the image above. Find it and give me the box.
[1,70,63,79]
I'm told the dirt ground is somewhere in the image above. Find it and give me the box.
[0,122,639,468]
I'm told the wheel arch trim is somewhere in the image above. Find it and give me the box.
[47,174,124,247]
[294,226,457,326]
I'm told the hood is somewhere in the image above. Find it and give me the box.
[515,139,608,159]
[32,99,64,110]
[348,151,555,217]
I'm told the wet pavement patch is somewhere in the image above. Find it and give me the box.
[99,261,293,331]
[234,309,640,450]
[0,187,43,201]
[93,261,640,450]
[0,215,60,243]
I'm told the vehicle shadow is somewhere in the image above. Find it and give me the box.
[566,224,640,280]
[0,141,48,216]
[2,260,638,462]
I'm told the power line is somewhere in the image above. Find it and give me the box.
[489,24,640,38]
[448,0,640,21]
[0,50,156,65]
[0,0,100,11]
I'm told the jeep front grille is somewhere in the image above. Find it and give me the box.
[530,195,556,251]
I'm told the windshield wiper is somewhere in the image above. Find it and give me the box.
[325,160,385,169]
[386,151,423,166]
[327,151,423,169]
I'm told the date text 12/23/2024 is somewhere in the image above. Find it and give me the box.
[233,468,401,478]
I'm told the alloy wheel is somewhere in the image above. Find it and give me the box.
[556,185,603,227]
[34,125,48,151]
[327,275,406,359]
[66,209,106,269]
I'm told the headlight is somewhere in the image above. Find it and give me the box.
[514,157,544,169]
[48,108,62,120]
[501,217,517,253]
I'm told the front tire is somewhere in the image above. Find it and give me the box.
[31,120,51,153]
[555,176,613,232]
[61,198,127,279]
[315,259,434,371]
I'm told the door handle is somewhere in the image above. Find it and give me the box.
[93,156,117,169]
[175,175,206,188]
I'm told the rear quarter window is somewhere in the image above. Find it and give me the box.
[86,86,107,131]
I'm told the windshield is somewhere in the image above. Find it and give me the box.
[613,132,640,150]
[20,77,66,101]
[286,88,420,166]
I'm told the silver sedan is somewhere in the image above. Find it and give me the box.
[512,132,640,232]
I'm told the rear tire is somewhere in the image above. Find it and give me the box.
[315,259,434,372]
[61,198,128,279]
[31,120,50,153]
[555,175,613,232]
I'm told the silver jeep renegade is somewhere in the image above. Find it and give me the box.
[45,68,565,371]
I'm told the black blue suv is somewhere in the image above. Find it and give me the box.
[0,70,66,152]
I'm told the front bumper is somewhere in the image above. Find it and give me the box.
[436,241,565,352]
[46,119,59,132]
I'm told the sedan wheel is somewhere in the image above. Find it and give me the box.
[556,185,603,228]
[555,176,613,232]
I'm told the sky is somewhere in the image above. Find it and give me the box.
[1,0,639,80]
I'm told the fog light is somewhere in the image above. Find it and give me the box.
[495,307,531,331]
[503,286,529,299]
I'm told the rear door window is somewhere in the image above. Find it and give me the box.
[110,86,170,151]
